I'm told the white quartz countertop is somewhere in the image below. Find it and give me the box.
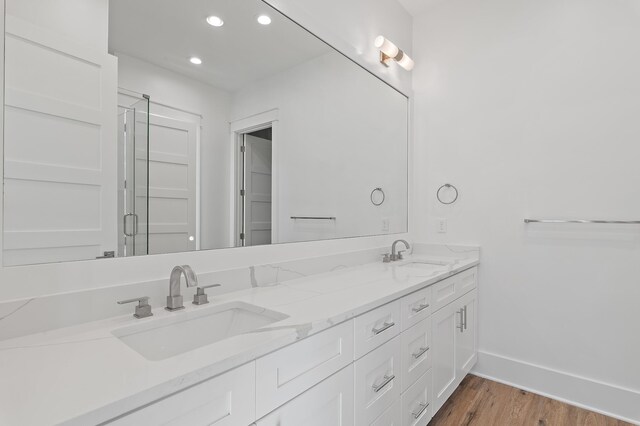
[0,255,478,425]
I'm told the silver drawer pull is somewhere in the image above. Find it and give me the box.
[412,346,430,359]
[412,303,430,313]
[372,374,395,393]
[372,321,395,335]
[412,402,429,419]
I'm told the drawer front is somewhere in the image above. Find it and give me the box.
[400,317,432,392]
[108,362,255,426]
[256,320,354,418]
[354,300,401,359]
[400,286,432,331]
[355,336,402,425]
[371,400,401,426]
[432,267,477,312]
[401,369,432,426]
[432,275,457,312]
[456,267,477,295]
[255,365,354,426]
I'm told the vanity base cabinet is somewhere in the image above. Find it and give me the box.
[106,362,255,426]
[254,365,355,426]
[101,267,477,426]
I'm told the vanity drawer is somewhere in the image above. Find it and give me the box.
[456,267,478,295]
[432,267,477,312]
[371,400,401,426]
[255,365,354,426]
[355,335,402,425]
[401,317,432,392]
[255,320,354,418]
[400,369,432,426]
[400,286,432,331]
[354,300,401,359]
[107,362,255,426]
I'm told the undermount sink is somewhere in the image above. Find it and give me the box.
[398,259,454,272]
[113,301,288,361]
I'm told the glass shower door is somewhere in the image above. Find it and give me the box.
[119,96,149,256]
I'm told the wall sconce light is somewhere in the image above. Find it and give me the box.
[374,36,414,71]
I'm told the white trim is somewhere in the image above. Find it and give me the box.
[472,351,640,425]
[228,109,280,247]
[0,0,5,268]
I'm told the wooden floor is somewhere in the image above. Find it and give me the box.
[429,375,631,426]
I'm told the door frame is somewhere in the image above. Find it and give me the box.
[229,109,279,247]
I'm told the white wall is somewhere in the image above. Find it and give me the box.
[6,0,108,51]
[231,52,408,243]
[116,54,232,251]
[0,0,413,302]
[413,0,640,421]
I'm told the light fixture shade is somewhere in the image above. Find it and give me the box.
[396,51,415,71]
[189,57,203,65]
[374,35,399,58]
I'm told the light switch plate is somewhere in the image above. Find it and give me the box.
[437,218,447,233]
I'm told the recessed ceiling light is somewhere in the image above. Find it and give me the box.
[206,15,224,27]
[257,15,271,25]
[189,57,202,65]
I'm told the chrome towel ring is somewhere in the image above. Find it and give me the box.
[437,183,459,205]
[371,187,385,206]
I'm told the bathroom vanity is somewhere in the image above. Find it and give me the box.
[0,253,478,425]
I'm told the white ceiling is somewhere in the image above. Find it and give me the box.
[109,0,331,92]
[397,0,447,16]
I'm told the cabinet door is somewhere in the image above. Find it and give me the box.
[431,300,461,415]
[456,289,478,378]
[255,365,354,426]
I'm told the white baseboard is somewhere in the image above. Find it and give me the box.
[472,351,640,425]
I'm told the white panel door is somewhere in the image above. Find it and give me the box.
[431,300,460,415]
[243,134,272,246]
[146,114,197,254]
[3,15,117,265]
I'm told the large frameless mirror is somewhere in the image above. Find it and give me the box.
[2,0,408,266]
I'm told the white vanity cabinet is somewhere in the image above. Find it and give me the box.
[104,266,478,426]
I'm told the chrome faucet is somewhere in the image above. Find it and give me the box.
[390,239,410,261]
[166,265,199,311]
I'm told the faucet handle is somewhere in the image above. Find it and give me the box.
[397,250,406,260]
[382,253,391,263]
[193,284,222,305]
[117,296,153,319]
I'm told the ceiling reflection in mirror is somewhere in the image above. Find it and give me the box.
[3,0,408,266]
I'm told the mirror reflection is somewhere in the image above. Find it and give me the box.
[3,0,408,266]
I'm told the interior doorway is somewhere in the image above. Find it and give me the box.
[239,128,273,247]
